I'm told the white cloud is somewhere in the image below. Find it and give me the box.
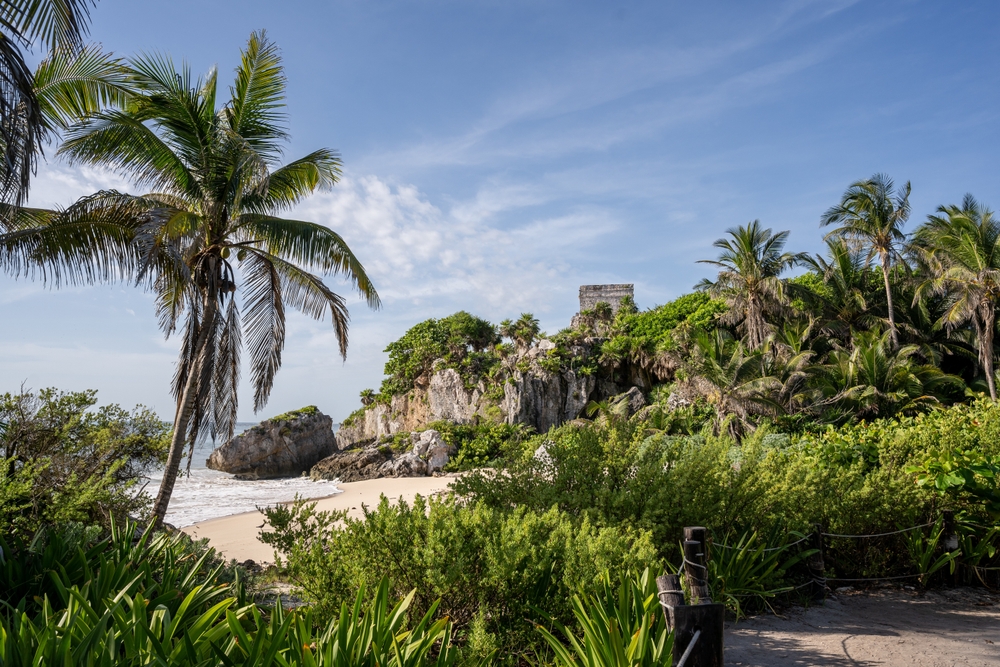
[294,175,619,316]
[27,161,135,209]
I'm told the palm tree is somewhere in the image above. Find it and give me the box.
[680,328,781,439]
[821,173,911,348]
[0,0,98,205]
[499,313,540,353]
[696,220,802,350]
[801,237,879,340]
[810,329,962,422]
[913,195,1000,400]
[33,32,379,524]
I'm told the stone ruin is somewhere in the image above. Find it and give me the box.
[578,284,634,313]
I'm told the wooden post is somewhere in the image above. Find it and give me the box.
[683,539,712,604]
[660,528,724,667]
[657,573,685,609]
[942,510,958,586]
[808,523,826,602]
[663,604,725,667]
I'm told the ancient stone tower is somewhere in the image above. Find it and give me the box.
[578,284,634,313]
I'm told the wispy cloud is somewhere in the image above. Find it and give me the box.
[294,174,619,314]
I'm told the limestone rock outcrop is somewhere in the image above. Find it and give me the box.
[311,429,455,482]
[335,340,606,450]
[308,445,393,483]
[501,369,595,433]
[206,408,336,480]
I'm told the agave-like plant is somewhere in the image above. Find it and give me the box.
[537,569,673,667]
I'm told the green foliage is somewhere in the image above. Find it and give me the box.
[537,569,673,667]
[907,447,1000,518]
[423,420,537,470]
[381,312,500,396]
[0,522,460,667]
[905,519,960,585]
[269,405,319,422]
[499,313,541,350]
[620,293,724,346]
[707,530,809,619]
[260,495,658,661]
[0,387,169,536]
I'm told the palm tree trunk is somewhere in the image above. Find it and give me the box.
[151,288,218,526]
[982,305,996,401]
[880,253,898,348]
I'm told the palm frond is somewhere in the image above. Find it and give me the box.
[225,29,287,162]
[58,109,201,197]
[241,249,285,411]
[266,251,350,358]
[235,213,380,308]
[0,0,92,50]
[0,32,41,205]
[242,148,341,214]
[0,189,144,285]
[33,44,129,131]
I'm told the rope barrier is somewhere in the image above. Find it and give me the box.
[822,522,934,539]
[682,557,708,573]
[713,534,811,552]
[826,573,923,582]
[675,629,701,667]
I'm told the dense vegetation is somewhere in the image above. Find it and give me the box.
[0,4,998,661]
[265,174,1000,662]
[0,388,168,537]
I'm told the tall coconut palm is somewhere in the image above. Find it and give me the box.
[696,220,802,350]
[913,195,1000,400]
[821,173,911,348]
[41,32,379,523]
[0,0,98,205]
[801,237,879,340]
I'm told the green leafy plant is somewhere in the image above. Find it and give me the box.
[905,519,959,586]
[707,531,809,619]
[907,448,1000,518]
[537,569,673,667]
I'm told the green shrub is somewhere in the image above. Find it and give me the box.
[0,522,465,667]
[381,312,500,396]
[422,420,537,469]
[260,495,659,662]
[0,388,169,536]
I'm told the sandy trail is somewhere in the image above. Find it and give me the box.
[725,587,1000,666]
[182,475,456,563]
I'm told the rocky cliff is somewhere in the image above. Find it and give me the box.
[207,407,337,479]
[336,341,601,449]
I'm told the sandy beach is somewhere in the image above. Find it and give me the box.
[182,476,457,563]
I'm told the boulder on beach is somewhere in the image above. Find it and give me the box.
[310,428,455,482]
[310,445,394,482]
[206,406,337,480]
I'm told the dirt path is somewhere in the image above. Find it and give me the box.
[725,587,1000,666]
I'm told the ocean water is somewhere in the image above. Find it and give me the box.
[146,422,342,528]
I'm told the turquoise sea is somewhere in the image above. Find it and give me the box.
[147,422,342,528]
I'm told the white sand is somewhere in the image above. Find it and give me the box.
[182,475,456,563]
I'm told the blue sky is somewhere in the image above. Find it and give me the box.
[3,0,999,422]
